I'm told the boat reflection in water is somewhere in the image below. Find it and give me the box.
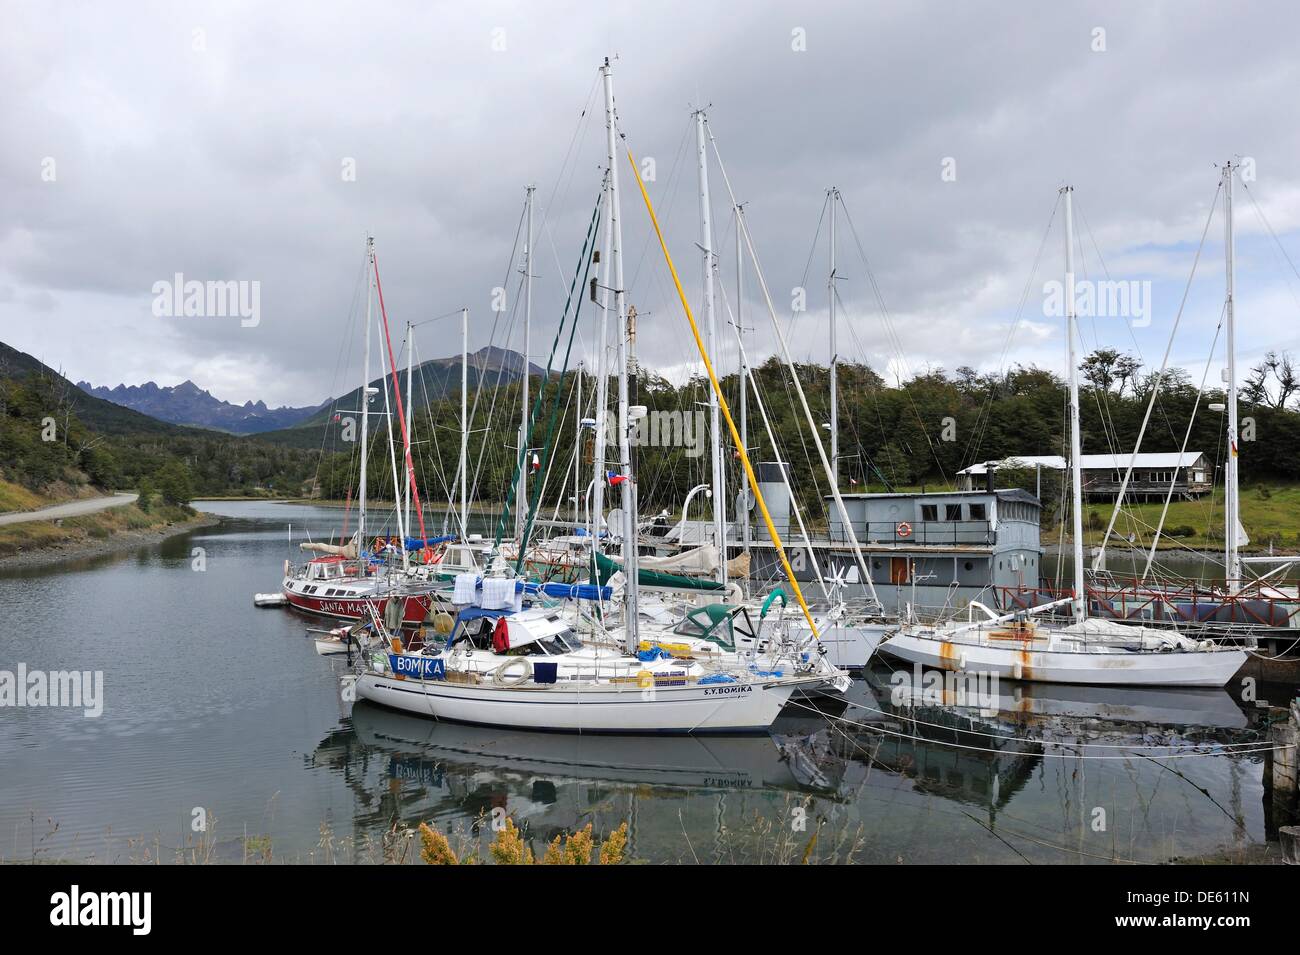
[311,669,1272,863]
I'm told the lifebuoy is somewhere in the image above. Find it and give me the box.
[896,521,913,538]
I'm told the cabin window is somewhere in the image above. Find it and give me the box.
[920,504,938,521]
[944,504,962,521]
[964,561,974,571]
[969,503,986,521]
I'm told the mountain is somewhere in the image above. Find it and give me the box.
[0,341,189,437]
[257,346,546,448]
[77,379,323,434]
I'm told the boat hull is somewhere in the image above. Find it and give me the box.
[282,582,436,626]
[800,621,892,670]
[880,632,1247,687]
[354,672,805,734]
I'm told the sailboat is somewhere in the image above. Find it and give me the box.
[1078,160,1299,630]
[593,111,895,672]
[281,236,445,626]
[352,59,836,733]
[881,185,1247,687]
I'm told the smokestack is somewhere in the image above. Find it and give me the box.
[755,461,791,541]
[985,463,996,494]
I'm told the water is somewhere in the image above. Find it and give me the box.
[0,501,1288,864]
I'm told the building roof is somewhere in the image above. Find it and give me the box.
[958,452,1206,475]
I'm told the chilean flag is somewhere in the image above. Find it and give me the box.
[606,470,628,487]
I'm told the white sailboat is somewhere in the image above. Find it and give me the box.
[881,185,1247,688]
[353,59,833,733]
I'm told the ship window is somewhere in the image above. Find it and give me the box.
[969,503,986,520]
[944,504,962,521]
[921,504,938,521]
[537,630,583,655]
[964,561,974,571]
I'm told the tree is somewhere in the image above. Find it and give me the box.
[137,476,156,512]
[1242,350,1298,409]
[1113,353,1142,396]
[156,461,194,507]
[1080,348,1121,392]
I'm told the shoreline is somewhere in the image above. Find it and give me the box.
[0,512,221,571]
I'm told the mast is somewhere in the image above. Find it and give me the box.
[516,185,535,543]
[593,164,613,547]
[379,338,407,563]
[737,203,750,557]
[696,109,727,585]
[1223,160,1241,587]
[574,360,583,524]
[358,236,374,549]
[828,187,839,488]
[703,123,882,608]
[601,57,638,651]
[460,306,469,539]
[403,321,413,540]
[1062,185,1086,621]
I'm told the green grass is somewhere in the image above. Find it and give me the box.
[1077,483,1300,551]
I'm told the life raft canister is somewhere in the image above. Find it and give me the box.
[896,521,913,538]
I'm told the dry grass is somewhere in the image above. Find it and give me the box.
[0,502,195,557]
[0,479,52,514]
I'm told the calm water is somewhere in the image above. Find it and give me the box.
[0,501,1288,864]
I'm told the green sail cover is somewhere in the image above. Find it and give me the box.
[593,551,726,591]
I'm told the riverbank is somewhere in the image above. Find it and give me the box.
[0,503,219,570]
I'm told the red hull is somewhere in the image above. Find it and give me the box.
[282,589,434,625]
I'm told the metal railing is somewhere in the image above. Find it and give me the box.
[828,520,996,546]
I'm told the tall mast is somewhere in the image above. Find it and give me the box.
[593,161,613,546]
[379,338,407,563]
[1223,161,1241,587]
[828,187,839,488]
[460,307,469,539]
[696,109,727,585]
[601,57,638,650]
[403,320,413,540]
[517,185,535,543]
[737,203,750,558]
[358,236,374,548]
[1062,185,1086,621]
[574,360,583,524]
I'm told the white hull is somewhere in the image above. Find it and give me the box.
[880,632,1246,687]
[354,671,809,734]
[799,621,891,670]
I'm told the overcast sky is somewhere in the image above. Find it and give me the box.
[3,1,1300,408]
